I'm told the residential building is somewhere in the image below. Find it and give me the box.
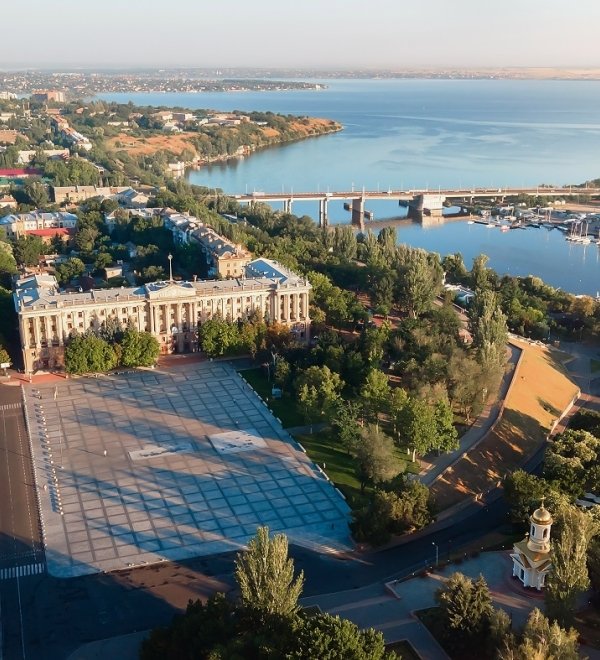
[0,193,17,209]
[0,211,78,238]
[116,188,150,208]
[52,185,129,205]
[191,225,251,279]
[14,259,311,373]
[17,148,70,164]
[31,90,65,103]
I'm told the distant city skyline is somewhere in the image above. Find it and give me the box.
[4,0,600,70]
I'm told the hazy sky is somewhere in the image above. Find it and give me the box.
[4,0,600,69]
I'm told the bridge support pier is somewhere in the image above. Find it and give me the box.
[319,198,328,227]
[283,198,293,214]
[351,196,365,229]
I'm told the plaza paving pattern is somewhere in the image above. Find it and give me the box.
[24,362,351,577]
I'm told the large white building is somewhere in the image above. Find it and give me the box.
[14,258,311,373]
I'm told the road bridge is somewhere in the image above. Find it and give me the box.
[230,186,600,229]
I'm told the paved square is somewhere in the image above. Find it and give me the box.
[25,363,351,577]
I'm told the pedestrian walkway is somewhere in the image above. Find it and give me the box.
[420,343,521,486]
[301,551,556,660]
[0,562,45,580]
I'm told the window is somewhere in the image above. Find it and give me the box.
[543,528,548,539]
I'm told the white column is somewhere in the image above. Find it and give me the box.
[33,317,41,347]
[294,294,299,321]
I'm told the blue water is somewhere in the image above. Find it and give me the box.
[98,80,600,294]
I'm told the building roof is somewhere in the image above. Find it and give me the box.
[513,539,551,565]
[531,503,552,525]
[14,259,310,313]
[28,228,74,238]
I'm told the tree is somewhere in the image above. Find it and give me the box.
[0,241,17,278]
[54,257,85,285]
[295,365,343,430]
[64,334,117,374]
[400,396,438,460]
[395,248,443,319]
[436,572,493,651]
[543,429,600,498]
[290,612,389,660]
[331,399,362,455]
[0,347,11,367]
[433,398,458,453]
[355,425,401,493]
[469,289,508,371]
[360,368,390,428]
[119,328,160,367]
[198,316,239,357]
[471,253,490,291]
[508,608,580,660]
[273,356,291,390]
[503,470,547,526]
[234,525,304,618]
[13,235,44,267]
[546,504,597,626]
[23,178,48,208]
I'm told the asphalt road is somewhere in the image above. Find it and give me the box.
[0,385,45,660]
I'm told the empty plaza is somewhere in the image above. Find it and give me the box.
[25,362,351,577]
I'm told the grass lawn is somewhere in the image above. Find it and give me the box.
[238,367,305,428]
[385,640,421,660]
[295,429,419,511]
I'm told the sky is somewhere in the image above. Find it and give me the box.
[3,0,600,70]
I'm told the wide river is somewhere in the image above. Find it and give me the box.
[100,80,600,294]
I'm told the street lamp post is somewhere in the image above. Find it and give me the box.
[167,253,173,282]
[432,541,439,567]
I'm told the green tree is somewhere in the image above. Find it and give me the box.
[395,248,443,319]
[436,572,493,652]
[54,257,85,285]
[401,396,438,460]
[503,470,547,526]
[198,316,239,357]
[331,399,363,455]
[511,608,579,660]
[0,241,17,277]
[23,178,48,208]
[0,347,11,367]
[471,253,490,291]
[433,398,458,453]
[119,328,159,367]
[469,289,508,371]
[295,365,343,430]
[234,525,304,618]
[64,334,117,374]
[546,504,597,626]
[290,612,389,660]
[360,368,390,428]
[13,235,45,267]
[355,425,401,493]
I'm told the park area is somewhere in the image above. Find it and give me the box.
[238,367,419,510]
[431,339,579,510]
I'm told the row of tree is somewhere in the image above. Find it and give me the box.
[64,326,159,374]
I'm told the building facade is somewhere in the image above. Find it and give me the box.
[14,259,311,373]
[510,501,552,590]
[0,211,78,238]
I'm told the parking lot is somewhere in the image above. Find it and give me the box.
[24,362,351,577]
